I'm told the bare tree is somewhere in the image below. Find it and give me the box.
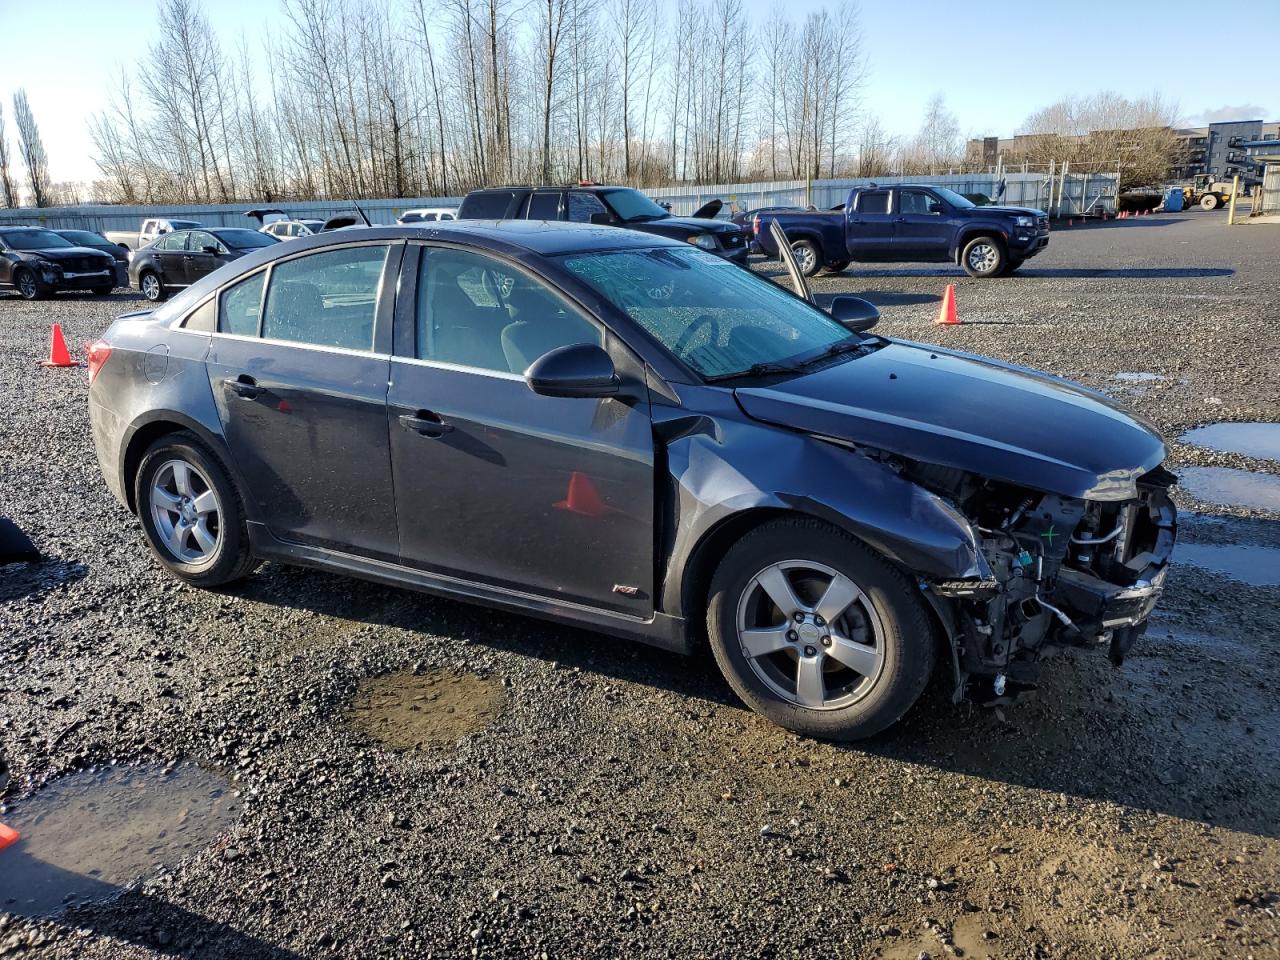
[0,104,16,207]
[916,93,960,174]
[12,90,51,207]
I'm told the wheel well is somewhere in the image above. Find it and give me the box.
[678,507,803,646]
[122,421,188,513]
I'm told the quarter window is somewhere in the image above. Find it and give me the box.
[260,245,388,350]
[218,271,265,336]
[416,247,600,374]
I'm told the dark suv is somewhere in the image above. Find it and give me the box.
[0,227,118,299]
[458,185,749,263]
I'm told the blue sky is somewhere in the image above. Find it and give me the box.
[1,0,1275,184]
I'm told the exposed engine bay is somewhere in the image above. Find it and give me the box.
[898,459,1178,703]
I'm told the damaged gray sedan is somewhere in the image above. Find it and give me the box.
[87,222,1176,740]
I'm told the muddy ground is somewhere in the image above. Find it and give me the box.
[1,209,1278,958]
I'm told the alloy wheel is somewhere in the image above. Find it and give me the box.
[149,459,222,564]
[735,559,885,710]
[791,242,816,275]
[16,271,37,299]
[966,242,998,273]
[142,274,161,301]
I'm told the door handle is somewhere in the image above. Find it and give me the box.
[399,410,453,438]
[894,217,907,222]
[224,376,264,399]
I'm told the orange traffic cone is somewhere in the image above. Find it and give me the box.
[38,324,80,368]
[0,822,18,852]
[934,284,960,325]
[554,471,608,517]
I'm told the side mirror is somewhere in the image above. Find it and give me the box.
[202,245,220,255]
[928,202,945,214]
[589,211,614,226]
[525,343,619,399]
[828,295,879,333]
[117,243,129,252]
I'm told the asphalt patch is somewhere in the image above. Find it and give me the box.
[347,670,504,750]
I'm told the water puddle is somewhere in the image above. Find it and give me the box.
[1176,543,1280,586]
[348,670,504,750]
[1112,371,1165,382]
[0,765,238,917]
[1177,467,1280,512]
[1180,422,1280,461]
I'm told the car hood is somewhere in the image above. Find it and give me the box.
[733,340,1166,500]
[25,247,115,264]
[964,205,1044,217]
[639,215,739,235]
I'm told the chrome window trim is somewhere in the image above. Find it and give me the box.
[208,329,390,360]
[389,354,524,382]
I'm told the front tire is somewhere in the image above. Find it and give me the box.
[706,518,934,740]
[139,270,167,302]
[1200,193,1220,210]
[14,268,43,300]
[823,260,851,274]
[135,432,256,588]
[91,285,114,295]
[789,239,822,277]
[960,235,1006,278]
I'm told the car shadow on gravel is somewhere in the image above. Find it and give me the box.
[233,566,739,707]
[0,558,89,603]
[813,291,939,308]
[2,858,301,958]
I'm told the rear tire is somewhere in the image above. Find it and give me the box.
[14,268,43,300]
[823,260,851,274]
[91,285,114,295]
[135,431,257,588]
[960,235,1006,278]
[140,270,167,302]
[706,518,934,740]
[789,239,822,277]
[1200,193,1220,210]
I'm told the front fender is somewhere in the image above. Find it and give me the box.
[655,393,985,619]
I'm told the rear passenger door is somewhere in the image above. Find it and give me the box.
[151,232,189,286]
[845,190,894,261]
[385,243,656,615]
[205,241,402,561]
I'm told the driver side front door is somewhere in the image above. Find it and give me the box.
[386,243,656,616]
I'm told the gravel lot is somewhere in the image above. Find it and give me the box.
[1,210,1278,959]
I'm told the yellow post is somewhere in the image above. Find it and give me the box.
[1228,175,1240,224]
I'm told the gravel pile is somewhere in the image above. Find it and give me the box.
[1,211,1278,958]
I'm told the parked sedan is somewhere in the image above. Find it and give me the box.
[88,222,1176,740]
[130,227,279,302]
[0,226,118,299]
[54,229,130,288]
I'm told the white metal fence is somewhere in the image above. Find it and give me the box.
[1259,163,1280,215]
[0,170,1120,230]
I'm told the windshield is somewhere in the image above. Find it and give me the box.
[57,230,108,247]
[561,247,859,380]
[929,187,976,209]
[600,189,670,223]
[1,229,74,250]
[214,229,278,249]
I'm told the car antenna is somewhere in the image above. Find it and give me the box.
[352,200,372,227]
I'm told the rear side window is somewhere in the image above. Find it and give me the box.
[856,191,889,214]
[260,245,388,350]
[219,271,265,336]
[526,192,562,220]
[460,191,518,219]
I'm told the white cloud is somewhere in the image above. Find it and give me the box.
[1193,104,1270,124]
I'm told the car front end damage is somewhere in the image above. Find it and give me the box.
[905,459,1177,701]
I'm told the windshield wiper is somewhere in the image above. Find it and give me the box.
[797,338,869,369]
[704,360,804,383]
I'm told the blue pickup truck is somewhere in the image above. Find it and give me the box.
[755,184,1050,278]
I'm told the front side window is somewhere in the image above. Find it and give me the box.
[566,192,608,223]
[856,191,890,215]
[562,247,855,380]
[218,271,265,336]
[260,245,388,350]
[898,190,938,215]
[417,247,600,374]
[189,231,224,253]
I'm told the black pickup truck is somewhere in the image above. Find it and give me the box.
[756,184,1049,277]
